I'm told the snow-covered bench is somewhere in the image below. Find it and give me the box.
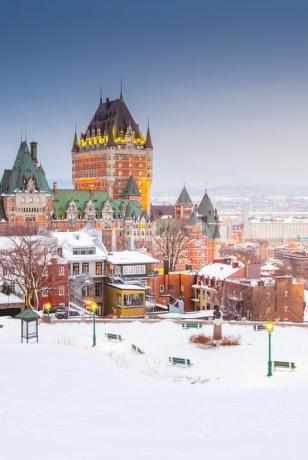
[131,344,144,354]
[105,333,123,342]
[182,323,202,330]
[169,357,192,366]
[253,324,266,331]
[273,361,296,370]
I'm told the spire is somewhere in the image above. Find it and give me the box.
[100,85,102,104]
[72,126,79,152]
[144,119,153,149]
[120,79,123,101]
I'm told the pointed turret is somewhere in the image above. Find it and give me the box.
[144,120,153,149]
[176,185,193,205]
[107,126,115,146]
[72,130,79,152]
[197,191,214,216]
[123,176,141,197]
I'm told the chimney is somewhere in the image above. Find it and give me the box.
[53,181,58,193]
[30,142,38,163]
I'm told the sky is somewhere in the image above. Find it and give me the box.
[0,0,308,194]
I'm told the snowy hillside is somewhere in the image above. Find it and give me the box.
[0,318,308,459]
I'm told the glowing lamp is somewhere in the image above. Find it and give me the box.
[265,322,274,333]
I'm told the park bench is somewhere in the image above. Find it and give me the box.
[169,356,192,366]
[253,324,266,331]
[273,360,296,370]
[131,344,144,354]
[105,333,123,342]
[182,323,202,330]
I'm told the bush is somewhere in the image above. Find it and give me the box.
[190,334,241,347]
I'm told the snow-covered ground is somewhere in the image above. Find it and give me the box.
[1,317,308,459]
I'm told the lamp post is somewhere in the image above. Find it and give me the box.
[265,322,274,377]
[44,302,51,319]
[86,300,98,347]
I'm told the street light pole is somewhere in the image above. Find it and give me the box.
[265,322,274,377]
[93,308,96,347]
[267,330,272,377]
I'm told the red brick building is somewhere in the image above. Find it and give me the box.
[224,276,305,322]
[37,257,69,311]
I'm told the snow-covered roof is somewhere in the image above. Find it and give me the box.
[199,261,245,280]
[107,283,147,291]
[0,292,24,305]
[260,263,279,271]
[52,229,108,261]
[107,250,158,265]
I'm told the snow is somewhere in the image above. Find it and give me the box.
[0,292,23,304]
[1,317,308,459]
[199,261,245,280]
[107,283,147,290]
[107,250,159,265]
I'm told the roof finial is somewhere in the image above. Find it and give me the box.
[100,85,102,104]
[120,79,123,100]
[25,130,27,143]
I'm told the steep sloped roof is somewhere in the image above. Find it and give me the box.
[123,176,141,197]
[87,97,143,140]
[0,142,50,194]
[176,186,193,205]
[197,192,214,216]
[52,189,145,221]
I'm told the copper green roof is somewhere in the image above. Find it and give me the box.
[15,308,40,321]
[52,189,145,220]
[176,186,193,205]
[123,176,141,197]
[187,192,220,240]
[0,141,50,194]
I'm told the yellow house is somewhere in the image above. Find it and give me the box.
[105,283,147,317]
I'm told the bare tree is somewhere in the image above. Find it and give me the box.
[0,235,57,309]
[155,218,192,271]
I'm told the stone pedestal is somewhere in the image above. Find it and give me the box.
[213,318,222,342]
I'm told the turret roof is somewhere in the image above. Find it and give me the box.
[176,186,193,205]
[0,141,50,195]
[123,176,141,197]
[87,97,143,140]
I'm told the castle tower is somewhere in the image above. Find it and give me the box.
[71,90,153,213]
[175,185,194,220]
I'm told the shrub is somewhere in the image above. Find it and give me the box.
[190,334,241,347]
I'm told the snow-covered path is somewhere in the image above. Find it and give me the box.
[0,318,308,459]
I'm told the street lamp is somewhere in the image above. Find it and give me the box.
[86,300,98,347]
[44,302,51,319]
[265,322,274,377]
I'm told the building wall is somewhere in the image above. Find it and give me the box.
[224,277,305,322]
[72,147,153,213]
[37,258,69,310]
[152,273,196,312]
[104,284,145,317]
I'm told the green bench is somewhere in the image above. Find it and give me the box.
[131,344,144,354]
[105,333,123,342]
[273,361,296,370]
[182,323,202,330]
[169,356,192,366]
[253,324,266,331]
